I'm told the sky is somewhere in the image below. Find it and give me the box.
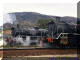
[0,0,79,26]
[4,3,77,17]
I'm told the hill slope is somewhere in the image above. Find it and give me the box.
[8,12,77,24]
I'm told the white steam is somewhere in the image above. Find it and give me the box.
[3,13,16,24]
[13,36,31,46]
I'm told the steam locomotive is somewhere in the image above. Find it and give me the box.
[11,17,80,49]
[41,17,79,48]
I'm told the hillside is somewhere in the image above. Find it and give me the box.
[3,12,77,30]
[8,12,77,24]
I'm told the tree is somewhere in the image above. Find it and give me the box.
[37,19,53,29]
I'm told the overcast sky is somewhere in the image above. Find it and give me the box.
[4,3,77,17]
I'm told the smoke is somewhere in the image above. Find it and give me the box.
[0,39,3,46]
[3,13,16,24]
[1,36,31,47]
[3,40,7,46]
[0,39,7,47]
[14,36,24,44]
[23,36,30,46]
[13,36,31,46]
[3,35,40,47]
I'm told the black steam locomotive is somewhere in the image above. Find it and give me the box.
[43,17,80,48]
[11,17,80,49]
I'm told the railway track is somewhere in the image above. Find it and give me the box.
[0,48,78,57]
